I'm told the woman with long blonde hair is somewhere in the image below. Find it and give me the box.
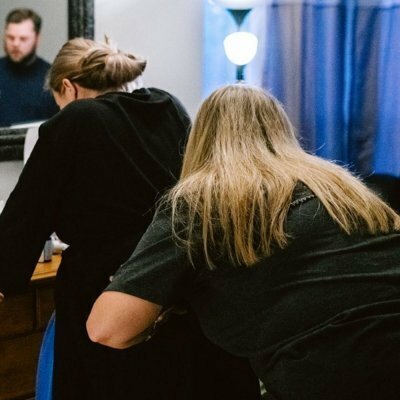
[88,84,400,400]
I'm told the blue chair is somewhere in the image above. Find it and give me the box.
[36,312,55,400]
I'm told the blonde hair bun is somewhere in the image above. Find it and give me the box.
[48,38,147,92]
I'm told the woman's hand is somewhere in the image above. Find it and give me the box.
[0,292,4,303]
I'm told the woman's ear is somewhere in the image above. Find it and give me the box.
[61,78,76,97]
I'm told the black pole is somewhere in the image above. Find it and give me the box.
[68,0,95,39]
[225,7,253,83]
[236,65,245,82]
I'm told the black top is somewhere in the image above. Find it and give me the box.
[0,89,261,399]
[108,186,400,400]
[0,88,189,295]
[0,56,58,126]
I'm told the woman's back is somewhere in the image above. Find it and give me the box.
[86,83,400,400]
[45,88,188,246]
[106,184,400,399]
[51,89,187,398]
[187,186,400,351]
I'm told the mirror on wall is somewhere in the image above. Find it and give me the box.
[0,0,94,162]
[0,0,68,63]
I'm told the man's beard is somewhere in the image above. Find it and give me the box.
[6,46,37,66]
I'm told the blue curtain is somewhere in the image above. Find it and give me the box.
[204,0,400,177]
[262,0,400,176]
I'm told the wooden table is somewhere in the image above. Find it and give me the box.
[0,255,60,400]
[30,255,60,283]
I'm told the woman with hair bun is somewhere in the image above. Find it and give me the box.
[0,40,261,400]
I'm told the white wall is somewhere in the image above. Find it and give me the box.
[0,161,23,202]
[0,0,68,63]
[95,0,204,118]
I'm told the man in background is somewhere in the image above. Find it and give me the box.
[0,8,58,127]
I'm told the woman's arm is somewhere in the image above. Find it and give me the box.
[86,208,193,349]
[86,291,162,349]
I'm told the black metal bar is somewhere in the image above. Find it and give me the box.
[236,65,245,82]
[68,0,95,39]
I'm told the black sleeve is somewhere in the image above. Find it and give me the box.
[0,109,78,295]
[105,209,194,307]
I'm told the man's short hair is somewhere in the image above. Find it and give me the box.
[5,8,42,34]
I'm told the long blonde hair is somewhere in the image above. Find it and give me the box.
[168,84,400,268]
[46,38,146,92]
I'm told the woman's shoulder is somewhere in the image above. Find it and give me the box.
[137,88,189,114]
[144,87,176,99]
[63,98,106,116]
[43,99,104,127]
[96,88,175,103]
[44,99,99,123]
[39,99,109,146]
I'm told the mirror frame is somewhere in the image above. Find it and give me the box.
[0,0,94,162]
[68,0,94,39]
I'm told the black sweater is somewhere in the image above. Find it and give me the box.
[0,56,58,126]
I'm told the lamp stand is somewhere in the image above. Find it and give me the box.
[236,65,245,81]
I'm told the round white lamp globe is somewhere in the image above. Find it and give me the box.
[223,31,258,66]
